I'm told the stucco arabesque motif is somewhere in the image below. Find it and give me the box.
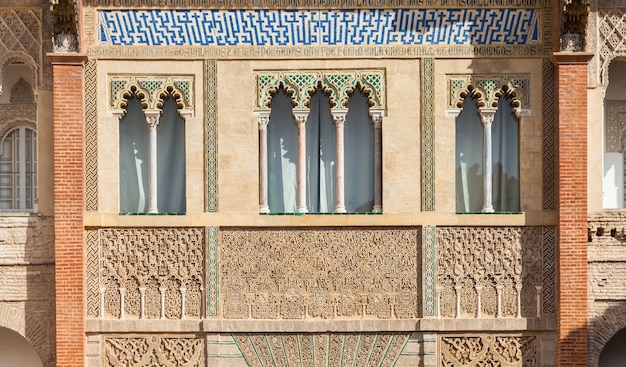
[0,9,41,95]
[437,227,544,318]
[440,335,537,367]
[98,228,205,319]
[599,8,626,86]
[447,75,530,116]
[104,337,204,367]
[109,75,194,114]
[255,70,386,115]
[220,228,420,319]
[233,332,409,367]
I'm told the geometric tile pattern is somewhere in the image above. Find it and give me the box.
[542,226,556,315]
[85,59,98,211]
[86,229,100,318]
[232,333,410,367]
[206,59,218,212]
[542,58,556,210]
[599,8,626,85]
[447,74,530,111]
[98,9,541,47]
[422,58,435,212]
[255,69,385,112]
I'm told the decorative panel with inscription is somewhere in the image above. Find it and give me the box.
[220,228,420,319]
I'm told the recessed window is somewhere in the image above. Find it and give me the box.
[0,126,37,212]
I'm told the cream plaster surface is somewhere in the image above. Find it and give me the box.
[589,87,605,213]
[36,89,54,215]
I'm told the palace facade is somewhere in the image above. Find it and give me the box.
[1,0,625,366]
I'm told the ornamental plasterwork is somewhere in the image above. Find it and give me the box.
[440,334,537,367]
[599,8,626,86]
[255,70,385,114]
[436,227,550,319]
[0,9,41,93]
[447,75,530,113]
[104,336,204,367]
[89,228,205,319]
[233,332,409,367]
[604,100,626,153]
[220,228,419,319]
[109,75,194,113]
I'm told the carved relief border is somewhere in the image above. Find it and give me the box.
[254,69,386,113]
[205,59,218,212]
[232,333,409,367]
[541,226,556,315]
[85,59,98,211]
[439,334,538,367]
[423,225,436,317]
[86,228,100,318]
[422,58,435,212]
[542,59,556,210]
[104,336,204,366]
[206,226,218,317]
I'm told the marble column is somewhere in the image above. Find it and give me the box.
[145,110,161,214]
[479,109,496,213]
[333,110,347,213]
[294,111,309,213]
[257,113,270,213]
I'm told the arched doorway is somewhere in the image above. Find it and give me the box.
[0,326,43,367]
[600,328,626,367]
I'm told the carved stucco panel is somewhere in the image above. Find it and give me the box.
[104,336,204,367]
[220,228,420,319]
[440,334,537,367]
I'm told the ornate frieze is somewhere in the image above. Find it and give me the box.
[436,227,554,318]
[97,9,541,48]
[220,228,420,319]
[87,228,205,319]
[447,75,530,112]
[104,336,204,367]
[86,0,552,7]
[254,69,385,113]
[233,333,409,367]
[109,75,194,113]
[440,334,537,367]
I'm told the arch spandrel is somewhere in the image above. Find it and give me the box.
[109,75,195,113]
[447,75,530,112]
[255,69,386,112]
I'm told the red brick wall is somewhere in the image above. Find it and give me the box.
[554,53,593,367]
[49,54,87,367]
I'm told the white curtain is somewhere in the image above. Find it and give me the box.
[268,89,298,213]
[492,96,520,212]
[119,96,149,213]
[344,91,374,212]
[455,97,484,212]
[306,89,336,213]
[157,96,186,214]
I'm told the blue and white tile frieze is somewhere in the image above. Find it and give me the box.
[98,8,540,46]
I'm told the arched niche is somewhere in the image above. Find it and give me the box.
[0,326,43,367]
[600,328,626,367]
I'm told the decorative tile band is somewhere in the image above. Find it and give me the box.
[98,9,541,47]
[422,224,436,317]
[207,226,219,317]
[206,59,218,212]
[85,59,98,211]
[542,58,555,210]
[422,58,435,212]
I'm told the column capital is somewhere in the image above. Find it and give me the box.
[47,53,88,66]
[256,112,270,130]
[370,110,385,128]
[552,52,594,65]
[144,110,161,129]
[332,109,347,127]
[479,109,496,127]
[293,111,308,127]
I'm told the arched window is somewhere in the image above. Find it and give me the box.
[0,126,37,212]
[119,92,186,214]
[455,93,520,213]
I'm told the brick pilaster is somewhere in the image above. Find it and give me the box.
[48,53,88,367]
[553,52,593,367]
